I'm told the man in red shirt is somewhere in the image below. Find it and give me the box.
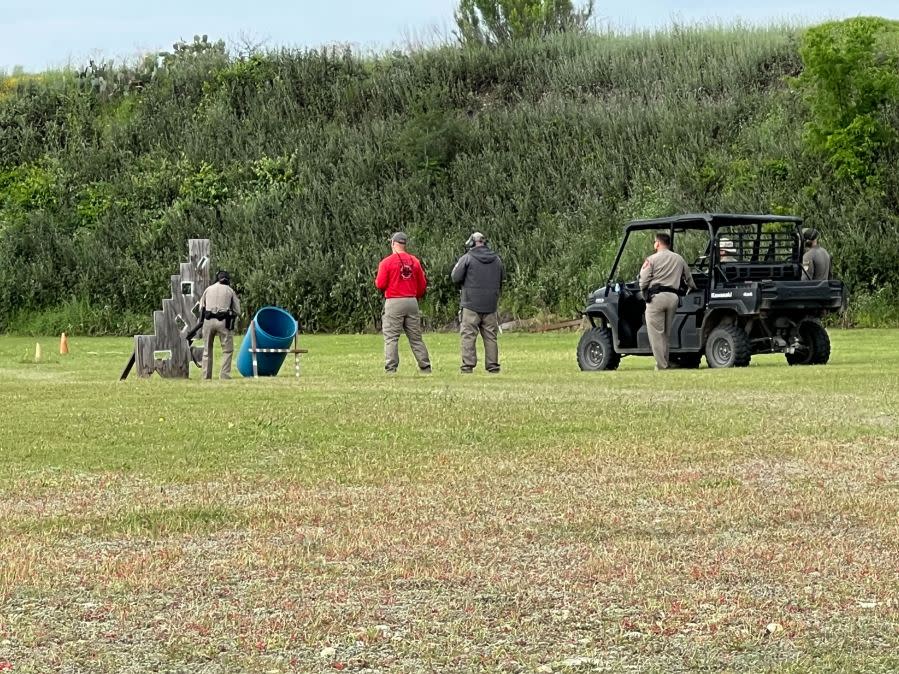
[375,232,432,373]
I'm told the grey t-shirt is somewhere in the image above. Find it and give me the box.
[802,246,831,280]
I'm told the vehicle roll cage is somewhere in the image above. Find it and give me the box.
[605,213,804,288]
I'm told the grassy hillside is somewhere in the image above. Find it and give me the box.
[1,25,898,334]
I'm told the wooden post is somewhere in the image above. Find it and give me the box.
[244,319,307,380]
[249,320,259,378]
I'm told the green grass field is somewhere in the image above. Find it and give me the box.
[1,330,897,673]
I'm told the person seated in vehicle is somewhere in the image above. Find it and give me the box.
[718,238,738,262]
[801,227,831,280]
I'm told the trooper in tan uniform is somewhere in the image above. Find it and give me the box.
[198,270,241,379]
[639,232,697,370]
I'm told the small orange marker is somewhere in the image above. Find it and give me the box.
[59,332,69,355]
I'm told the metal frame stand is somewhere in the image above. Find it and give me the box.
[247,321,308,379]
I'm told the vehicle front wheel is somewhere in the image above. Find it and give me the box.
[786,320,831,366]
[705,325,751,368]
[577,326,621,371]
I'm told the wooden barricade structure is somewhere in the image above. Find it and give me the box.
[120,239,210,379]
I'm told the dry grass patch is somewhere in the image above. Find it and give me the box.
[0,332,897,672]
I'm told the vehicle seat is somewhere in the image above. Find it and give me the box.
[718,262,801,283]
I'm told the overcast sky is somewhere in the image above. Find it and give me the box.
[2,1,899,72]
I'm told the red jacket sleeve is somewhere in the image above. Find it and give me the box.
[375,258,389,292]
[415,259,427,298]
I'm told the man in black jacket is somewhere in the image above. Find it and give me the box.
[451,232,505,373]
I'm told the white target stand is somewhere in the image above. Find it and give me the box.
[247,321,308,379]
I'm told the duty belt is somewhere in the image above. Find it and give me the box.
[644,285,681,303]
[203,310,236,330]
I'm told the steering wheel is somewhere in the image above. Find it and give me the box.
[619,279,643,301]
[693,254,710,272]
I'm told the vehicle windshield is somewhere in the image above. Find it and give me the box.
[674,228,712,270]
[614,230,656,282]
[613,226,711,282]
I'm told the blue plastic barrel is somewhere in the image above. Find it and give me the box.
[236,306,298,377]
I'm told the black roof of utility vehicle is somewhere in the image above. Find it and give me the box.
[626,213,803,231]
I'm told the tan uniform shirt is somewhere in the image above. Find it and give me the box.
[199,282,241,315]
[639,248,697,292]
[802,246,831,280]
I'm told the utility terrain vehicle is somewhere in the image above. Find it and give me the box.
[577,214,846,370]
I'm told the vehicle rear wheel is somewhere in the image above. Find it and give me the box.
[670,353,702,369]
[705,325,751,368]
[786,321,831,366]
[577,327,621,371]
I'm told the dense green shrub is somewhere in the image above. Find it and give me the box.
[0,24,898,333]
[797,17,899,185]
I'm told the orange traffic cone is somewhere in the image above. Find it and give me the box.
[60,332,69,355]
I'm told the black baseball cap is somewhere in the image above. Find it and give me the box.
[390,232,408,244]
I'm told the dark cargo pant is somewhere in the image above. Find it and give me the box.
[201,318,234,379]
[645,292,679,370]
[382,297,431,372]
[460,308,500,373]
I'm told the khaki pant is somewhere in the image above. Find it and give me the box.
[460,308,500,373]
[201,319,234,379]
[645,292,679,370]
[382,298,431,372]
